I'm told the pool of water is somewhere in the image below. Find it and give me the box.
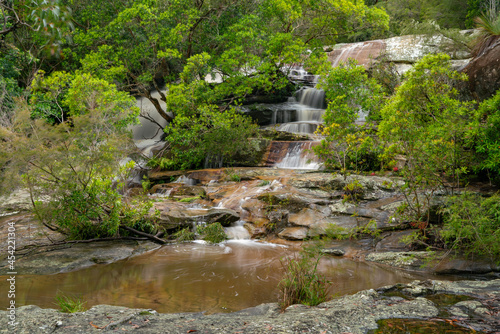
[0,241,456,314]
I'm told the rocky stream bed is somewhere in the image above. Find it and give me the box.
[1,168,499,333]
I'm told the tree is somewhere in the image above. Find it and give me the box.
[378,54,474,221]
[469,89,500,180]
[0,72,159,239]
[0,0,73,53]
[313,59,384,176]
[162,53,258,169]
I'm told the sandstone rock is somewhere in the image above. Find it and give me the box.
[289,208,327,227]
[278,227,309,240]
[322,248,345,256]
[0,189,33,213]
[0,240,159,275]
[375,230,417,252]
[156,207,240,229]
[463,37,500,101]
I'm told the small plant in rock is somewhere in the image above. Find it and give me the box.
[323,224,349,240]
[353,219,381,239]
[342,179,364,203]
[225,168,241,182]
[141,176,152,192]
[258,180,270,187]
[197,222,227,244]
[278,246,330,311]
[177,196,201,203]
[55,292,86,313]
[174,227,195,242]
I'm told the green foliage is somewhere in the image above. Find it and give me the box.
[469,89,500,178]
[141,176,151,192]
[197,222,227,244]
[440,192,500,262]
[278,246,330,311]
[0,71,147,239]
[258,180,271,187]
[471,9,500,55]
[55,292,86,313]
[225,169,241,182]
[342,179,364,203]
[323,224,349,240]
[379,54,474,221]
[376,0,468,34]
[323,220,381,240]
[164,102,258,170]
[174,227,195,242]
[177,196,201,203]
[313,59,384,176]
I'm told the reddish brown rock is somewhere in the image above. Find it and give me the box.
[463,37,500,101]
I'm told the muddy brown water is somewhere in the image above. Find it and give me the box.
[0,241,464,314]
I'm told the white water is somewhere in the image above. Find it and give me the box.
[275,142,320,169]
[225,220,251,240]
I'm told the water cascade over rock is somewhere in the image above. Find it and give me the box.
[264,141,320,169]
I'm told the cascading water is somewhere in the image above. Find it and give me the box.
[225,221,251,240]
[268,141,320,169]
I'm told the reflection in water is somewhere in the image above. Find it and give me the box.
[1,242,444,314]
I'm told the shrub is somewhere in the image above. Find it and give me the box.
[440,192,500,263]
[174,227,195,242]
[197,222,227,244]
[55,292,86,313]
[342,179,364,203]
[278,246,330,311]
[323,224,349,240]
[225,168,241,182]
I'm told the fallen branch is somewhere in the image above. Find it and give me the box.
[120,224,168,244]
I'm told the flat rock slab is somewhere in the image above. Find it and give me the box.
[2,279,498,334]
[366,251,500,274]
[156,206,240,229]
[0,241,159,275]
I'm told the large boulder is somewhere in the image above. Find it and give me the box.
[155,205,240,230]
[327,34,471,74]
[462,36,500,101]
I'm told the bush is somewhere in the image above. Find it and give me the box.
[197,222,227,244]
[440,192,500,263]
[174,227,195,242]
[278,246,330,311]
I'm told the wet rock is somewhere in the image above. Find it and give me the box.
[278,227,309,240]
[259,129,310,141]
[147,170,184,183]
[322,248,345,256]
[433,257,499,275]
[288,208,328,227]
[150,184,206,199]
[375,230,417,252]
[156,207,240,229]
[244,223,267,239]
[365,251,438,271]
[0,241,159,275]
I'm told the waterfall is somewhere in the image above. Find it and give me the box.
[268,141,320,169]
[276,122,320,134]
[225,221,251,240]
[297,88,326,109]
